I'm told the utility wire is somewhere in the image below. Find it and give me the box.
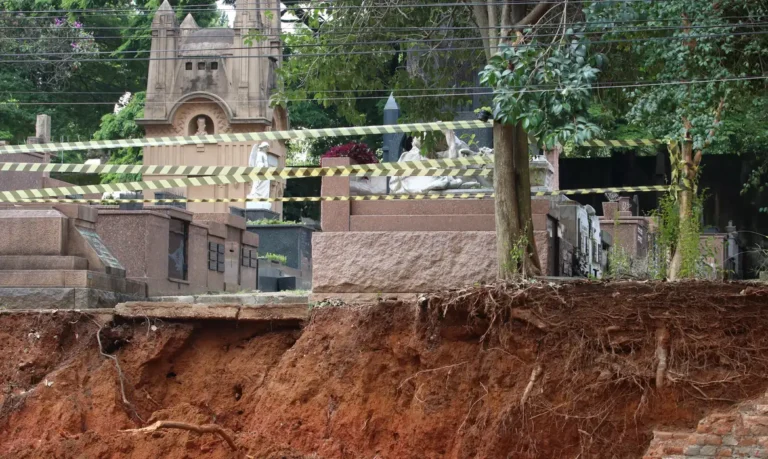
[2,29,767,62]
[3,20,766,42]
[1,14,763,30]
[2,75,765,106]
[5,69,768,96]
[0,0,679,15]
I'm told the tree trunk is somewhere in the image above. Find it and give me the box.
[513,123,542,276]
[668,139,694,281]
[494,121,542,279]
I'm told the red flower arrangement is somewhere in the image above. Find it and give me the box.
[321,142,379,164]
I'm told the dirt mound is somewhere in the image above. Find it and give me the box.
[2,281,768,458]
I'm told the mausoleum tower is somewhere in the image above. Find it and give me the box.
[137,0,285,214]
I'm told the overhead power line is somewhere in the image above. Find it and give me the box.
[2,75,765,106]
[3,20,767,42]
[2,29,767,62]
[0,0,679,15]
[1,14,763,30]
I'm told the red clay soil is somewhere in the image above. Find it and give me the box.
[3,281,768,458]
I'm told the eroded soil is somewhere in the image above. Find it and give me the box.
[2,281,768,458]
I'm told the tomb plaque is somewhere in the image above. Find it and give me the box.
[76,226,125,271]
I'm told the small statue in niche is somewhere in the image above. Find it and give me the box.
[194,116,207,136]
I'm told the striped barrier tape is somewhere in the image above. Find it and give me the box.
[0,167,493,202]
[579,139,664,147]
[0,118,664,154]
[0,156,493,177]
[0,121,493,155]
[6,186,673,204]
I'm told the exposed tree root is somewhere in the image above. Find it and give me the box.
[655,326,670,388]
[121,420,238,451]
[521,364,543,406]
[91,319,144,423]
[422,281,768,457]
[510,308,549,331]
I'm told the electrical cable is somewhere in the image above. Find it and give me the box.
[3,20,767,46]
[2,29,766,61]
[4,20,767,41]
[1,14,763,30]
[2,75,765,105]
[0,0,681,15]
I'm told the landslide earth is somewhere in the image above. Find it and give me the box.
[2,281,768,458]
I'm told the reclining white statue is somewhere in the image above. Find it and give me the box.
[389,131,492,194]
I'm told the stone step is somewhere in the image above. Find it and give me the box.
[115,301,308,322]
[0,270,146,296]
[150,292,308,305]
[0,255,88,271]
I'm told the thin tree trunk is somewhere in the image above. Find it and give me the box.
[494,121,542,279]
[494,121,521,279]
[668,139,694,281]
[513,123,542,276]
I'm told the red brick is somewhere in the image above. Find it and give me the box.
[699,421,715,434]
[695,434,723,445]
[654,431,691,440]
[713,419,737,435]
[663,446,685,454]
[717,447,733,457]
[738,437,757,446]
[744,416,768,427]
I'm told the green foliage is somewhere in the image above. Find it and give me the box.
[587,0,768,150]
[502,227,530,277]
[606,245,634,279]
[273,1,482,126]
[263,252,287,264]
[479,31,601,148]
[93,92,146,184]
[0,0,221,145]
[647,192,707,279]
[248,218,301,225]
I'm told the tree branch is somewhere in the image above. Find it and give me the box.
[516,1,555,28]
[470,2,492,61]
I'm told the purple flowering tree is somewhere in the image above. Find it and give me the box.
[321,142,379,164]
[1,16,97,88]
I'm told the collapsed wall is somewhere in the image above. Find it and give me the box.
[2,281,768,458]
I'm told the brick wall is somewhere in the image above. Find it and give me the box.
[645,394,768,458]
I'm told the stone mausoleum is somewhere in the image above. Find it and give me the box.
[138,0,287,215]
[0,1,300,308]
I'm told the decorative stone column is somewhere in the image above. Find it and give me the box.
[529,156,555,193]
[544,145,561,191]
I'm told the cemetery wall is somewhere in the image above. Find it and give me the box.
[314,157,562,296]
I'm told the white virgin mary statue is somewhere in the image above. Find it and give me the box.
[247,142,272,210]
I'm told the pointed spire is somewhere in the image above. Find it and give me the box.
[180,13,198,29]
[158,0,173,12]
[153,0,177,27]
[384,93,399,111]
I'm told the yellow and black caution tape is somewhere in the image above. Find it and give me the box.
[579,139,664,147]
[0,120,493,155]
[0,156,493,177]
[0,117,666,154]
[7,186,672,204]
[0,167,493,202]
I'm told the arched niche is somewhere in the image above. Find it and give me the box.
[188,114,215,135]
